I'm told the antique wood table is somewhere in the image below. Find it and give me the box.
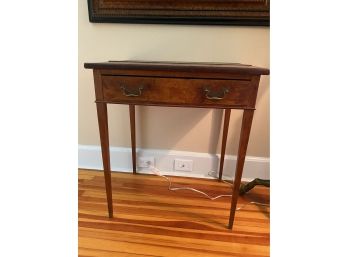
[84,61,269,229]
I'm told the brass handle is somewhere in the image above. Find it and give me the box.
[204,86,229,100]
[120,84,144,97]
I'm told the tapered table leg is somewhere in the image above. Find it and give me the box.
[228,109,254,229]
[96,102,113,218]
[129,104,136,174]
[218,109,231,181]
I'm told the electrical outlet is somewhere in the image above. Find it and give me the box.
[138,157,155,168]
[174,159,193,172]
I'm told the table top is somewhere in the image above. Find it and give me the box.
[84,60,270,75]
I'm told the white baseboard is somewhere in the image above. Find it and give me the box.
[78,145,269,181]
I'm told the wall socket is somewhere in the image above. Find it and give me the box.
[174,159,193,172]
[138,157,155,168]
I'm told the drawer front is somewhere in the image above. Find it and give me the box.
[101,75,256,108]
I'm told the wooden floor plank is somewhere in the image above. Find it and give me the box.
[79,169,270,257]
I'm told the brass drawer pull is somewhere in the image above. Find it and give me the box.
[120,85,144,97]
[204,86,229,100]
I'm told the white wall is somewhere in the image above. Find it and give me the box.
[78,0,270,160]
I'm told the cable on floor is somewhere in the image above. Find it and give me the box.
[148,164,269,211]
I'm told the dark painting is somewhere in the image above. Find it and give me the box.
[87,0,270,26]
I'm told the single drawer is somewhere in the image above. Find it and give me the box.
[101,75,256,108]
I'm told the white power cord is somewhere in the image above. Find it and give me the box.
[207,170,233,186]
[148,164,270,211]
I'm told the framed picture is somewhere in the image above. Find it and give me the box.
[87,0,270,26]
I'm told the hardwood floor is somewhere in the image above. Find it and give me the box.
[79,169,270,257]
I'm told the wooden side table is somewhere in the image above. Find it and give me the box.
[84,61,269,229]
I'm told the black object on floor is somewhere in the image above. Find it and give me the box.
[239,178,270,195]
